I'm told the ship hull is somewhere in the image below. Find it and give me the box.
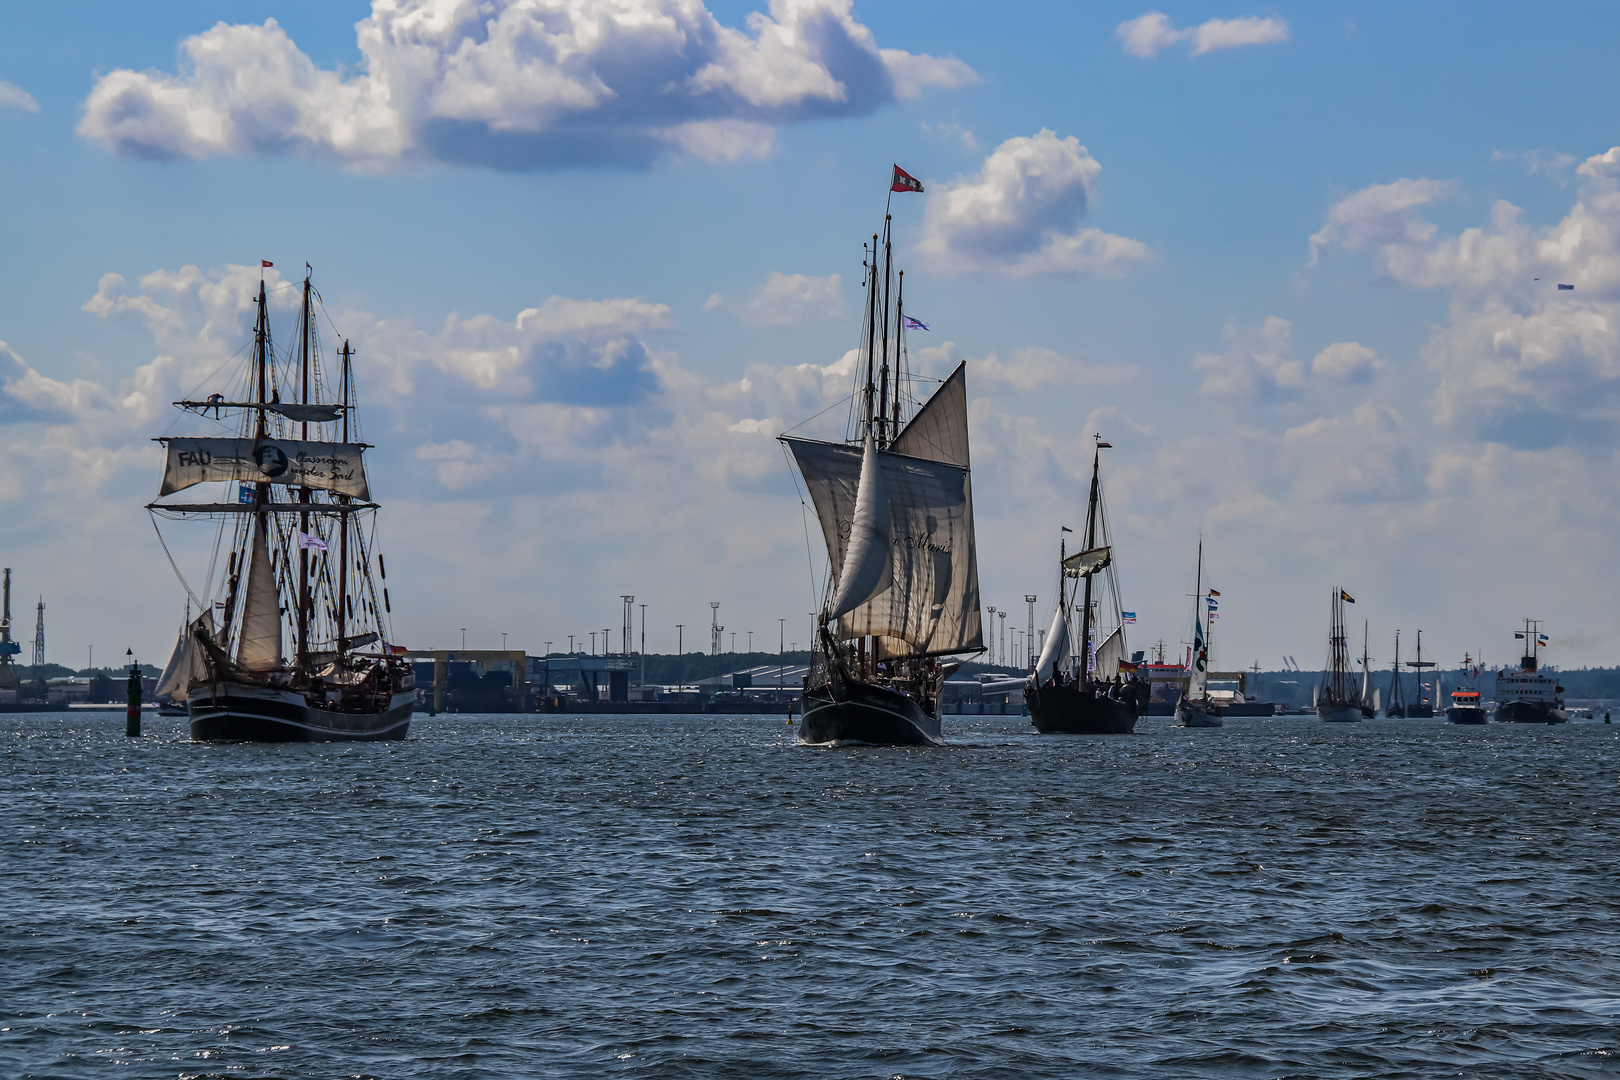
[1384,706,1407,718]
[188,680,412,742]
[799,673,941,746]
[1494,700,1567,725]
[1446,706,1487,725]
[1407,705,1436,718]
[1027,681,1139,734]
[1175,696,1223,728]
[1317,702,1362,723]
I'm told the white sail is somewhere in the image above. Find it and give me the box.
[829,433,893,618]
[1095,625,1125,680]
[236,516,283,671]
[893,362,970,468]
[1188,616,1208,700]
[188,610,215,684]
[785,436,983,654]
[1031,599,1069,685]
[154,621,191,702]
[160,437,370,499]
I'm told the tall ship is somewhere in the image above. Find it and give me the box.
[1025,437,1146,734]
[1406,629,1437,717]
[1446,653,1487,724]
[1315,589,1362,722]
[148,267,413,741]
[782,173,983,746]
[1383,630,1407,717]
[1174,538,1221,728]
[1355,621,1378,719]
[1494,620,1565,724]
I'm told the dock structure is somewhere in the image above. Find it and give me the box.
[530,652,637,706]
[408,649,529,713]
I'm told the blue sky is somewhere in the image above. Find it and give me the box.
[3,1,1620,672]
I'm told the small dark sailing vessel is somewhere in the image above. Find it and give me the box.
[1315,589,1362,723]
[1025,438,1146,734]
[1446,653,1487,724]
[148,267,413,741]
[1174,538,1221,728]
[1383,629,1407,717]
[1406,629,1437,717]
[782,182,983,746]
[1355,621,1378,718]
[1494,620,1566,724]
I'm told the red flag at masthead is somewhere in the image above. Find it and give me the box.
[261,260,273,267]
[890,165,923,194]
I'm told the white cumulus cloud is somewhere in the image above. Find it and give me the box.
[77,0,975,170]
[1117,11,1289,58]
[0,79,38,112]
[918,129,1149,277]
[736,272,842,326]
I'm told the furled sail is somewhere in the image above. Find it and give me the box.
[159,438,370,499]
[784,436,983,654]
[1031,599,1070,686]
[235,516,283,671]
[829,433,893,618]
[188,610,215,684]
[1094,625,1125,680]
[1063,546,1111,578]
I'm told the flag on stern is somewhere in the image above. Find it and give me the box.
[891,165,924,193]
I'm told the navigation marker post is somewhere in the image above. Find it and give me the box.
[125,648,141,737]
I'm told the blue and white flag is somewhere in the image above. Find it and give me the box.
[237,483,255,504]
[903,315,930,331]
[1121,611,1137,624]
[1538,633,1550,643]
[296,531,328,551]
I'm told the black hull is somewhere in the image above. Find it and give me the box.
[189,681,412,742]
[1026,681,1139,734]
[1494,700,1567,725]
[1446,707,1487,725]
[1408,705,1436,718]
[799,673,941,746]
[1385,706,1407,719]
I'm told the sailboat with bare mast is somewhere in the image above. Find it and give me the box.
[148,266,412,741]
[1315,589,1362,723]
[1025,437,1147,734]
[782,168,983,746]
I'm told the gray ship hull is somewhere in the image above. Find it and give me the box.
[1175,696,1223,728]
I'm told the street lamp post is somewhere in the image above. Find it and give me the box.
[986,607,997,665]
[999,610,1007,667]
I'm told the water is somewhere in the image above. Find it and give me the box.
[4,712,1617,1079]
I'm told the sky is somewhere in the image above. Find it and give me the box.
[3,1,1620,673]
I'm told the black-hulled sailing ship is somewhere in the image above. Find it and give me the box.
[148,268,413,741]
[782,181,983,746]
[1174,538,1222,728]
[1383,630,1407,717]
[1025,437,1147,734]
[1315,589,1362,722]
[1406,629,1436,717]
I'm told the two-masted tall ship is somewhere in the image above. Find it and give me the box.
[1315,588,1362,722]
[782,177,984,746]
[1025,437,1147,734]
[148,267,413,741]
[1383,629,1407,717]
[1406,629,1437,717]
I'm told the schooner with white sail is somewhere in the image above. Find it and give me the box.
[148,267,413,741]
[781,168,983,746]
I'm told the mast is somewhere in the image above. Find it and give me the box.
[1079,442,1102,688]
[1190,538,1204,701]
[297,270,313,667]
[877,215,892,447]
[862,233,879,437]
[893,269,905,436]
[338,339,351,652]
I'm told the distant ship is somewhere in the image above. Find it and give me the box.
[1025,437,1147,734]
[152,604,192,716]
[1406,629,1437,717]
[1315,589,1363,722]
[782,190,984,746]
[1494,620,1565,724]
[1355,621,1378,719]
[148,268,414,741]
[1383,630,1407,717]
[1446,653,1487,724]
[1174,539,1221,728]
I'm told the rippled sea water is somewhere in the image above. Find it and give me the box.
[4,711,1618,1079]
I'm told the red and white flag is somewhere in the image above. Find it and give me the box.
[261,260,273,267]
[890,164,923,194]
